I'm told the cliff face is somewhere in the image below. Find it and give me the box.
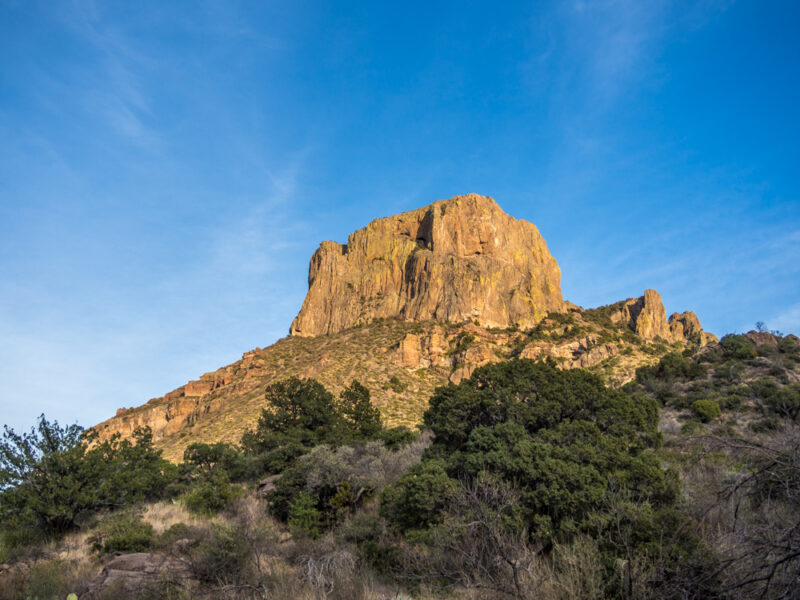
[289,194,564,337]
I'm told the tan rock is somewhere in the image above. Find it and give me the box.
[745,330,779,347]
[84,553,195,599]
[398,333,426,368]
[290,194,564,337]
[612,289,671,340]
[184,380,214,397]
[450,344,499,383]
[668,311,702,342]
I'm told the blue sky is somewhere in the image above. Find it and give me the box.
[1,0,798,433]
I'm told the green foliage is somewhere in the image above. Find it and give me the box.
[183,441,259,482]
[288,491,322,538]
[380,460,457,532]
[691,399,721,423]
[0,416,174,538]
[385,375,406,393]
[582,300,626,328]
[240,377,384,474]
[182,470,242,515]
[754,380,800,422]
[636,352,707,384]
[94,512,154,554]
[246,377,340,446]
[447,331,476,355]
[381,426,417,450]
[719,334,757,359]
[340,380,383,438]
[268,439,428,527]
[383,360,674,550]
[188,524,249,585]
[24,560,64,600]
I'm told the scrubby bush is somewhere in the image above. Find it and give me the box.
[94,512,154,554]
[183,441,260,482]
[691,399,721,423]
[380,460,457,532]
[380,425,417,449]
[636,352,707,384]
[288,492,322,538]
[182,470,241,515]
[268,436,430,528]
[753,379,800,422]
[719,334,757,359]
[187,524,250,585]
[24,560,65,600]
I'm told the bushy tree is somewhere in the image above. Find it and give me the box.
[339,380,382,440]
[383,360,677,546]
[183,441,258,482]
[0,416,174,538]
[691,399,721,423]
[240,377,384,473]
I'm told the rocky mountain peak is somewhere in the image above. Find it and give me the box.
[290,194,565,337]
[611,289,716,345]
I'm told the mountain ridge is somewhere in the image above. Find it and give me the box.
[92,195,716,461]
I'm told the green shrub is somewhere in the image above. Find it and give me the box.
[636,352,707,384]
[381,426,417,450]
[680,420,703,434]
[288,492,322,538]
[182,471,241,515]
[183,441,260,482]
[764,383,800,421]
[719,334,757,359]
[240,377,384,465]
[387,375,405,393]
[0,417,175,539]
[691,399,721,423]
[95,513,154,554]
[380,460,456,533]
[188,524,249,584]
[268,439,428,528]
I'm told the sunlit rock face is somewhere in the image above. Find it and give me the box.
[290,194,565,337]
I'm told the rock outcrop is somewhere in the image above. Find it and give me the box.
[290,194,564,337]
[611,289,716,346]
[83,553,195,599]
[611,289,671,340]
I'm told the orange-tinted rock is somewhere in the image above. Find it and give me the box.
[745,331,779,347]
[184,380,214,397]
[290,194,564,337]
[612,289,671,340]
[668,311,703,341]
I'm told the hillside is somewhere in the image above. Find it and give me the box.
[626,330,800,434]
[92,195,715,461]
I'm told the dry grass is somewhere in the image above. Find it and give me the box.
[142,500,209,534]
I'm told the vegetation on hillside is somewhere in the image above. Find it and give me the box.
[2,330,799,598]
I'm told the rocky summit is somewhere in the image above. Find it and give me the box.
[290,194,564,336]
[92,194,716,461]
